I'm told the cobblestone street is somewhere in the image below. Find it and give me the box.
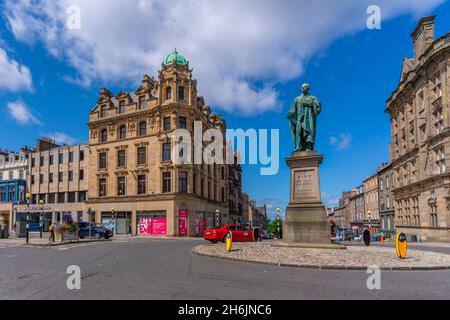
[194,242,450,270]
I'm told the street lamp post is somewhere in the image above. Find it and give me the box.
[367,210,372,234]
[25,193,32,244]
[276,208,281,239]
[87,207,92,239]
[112,208,116,236]
[39,199,45,239]
[215,209,220,228]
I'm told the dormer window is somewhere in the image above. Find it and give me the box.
[166,87,172,100]
[100,105,107,117]
[119,100,126,114]
[178,86,185,101]
[139,96,146,109]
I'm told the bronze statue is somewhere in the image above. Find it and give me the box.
[287,83,321,152]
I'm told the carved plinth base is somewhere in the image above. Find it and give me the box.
[281,151,337,246]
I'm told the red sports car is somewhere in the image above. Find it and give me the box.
[204,224,254,243]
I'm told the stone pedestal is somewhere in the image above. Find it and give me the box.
[280,151,332,245]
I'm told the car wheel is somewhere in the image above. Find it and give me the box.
[104,235,110,240]
[94,233,101,239]
[209,240,217,244]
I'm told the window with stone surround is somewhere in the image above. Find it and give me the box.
[100,105,107,117]
[139,121,147,136]
[163,117,171,131]
[137,174,146,195]
[101,129,108,142]
[119,100,126,114]
[436,147,446,174]
[179,171,187,193]
[162,143,171,161]
[139,96,146,109]
[137,147,147,166]
[117,176,126,196]
[178,86,185,101]
[434,107,444,134]
[119,125,127,140]
[117,150,126,168]
[430,204,438,227]
[99,152,107,170]
[99,178,107,197]
[178,116,187,129]
[166,87,172,100]
[163,172,171,193]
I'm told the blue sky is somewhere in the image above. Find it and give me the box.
[1,0,449,220]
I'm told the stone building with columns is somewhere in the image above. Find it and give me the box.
[386,15,450,240]
[86,50,228,236]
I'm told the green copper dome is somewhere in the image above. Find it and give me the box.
[163,50,187,66]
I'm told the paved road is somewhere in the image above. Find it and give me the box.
[1,239,449,300]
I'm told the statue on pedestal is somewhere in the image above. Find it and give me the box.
[287,83,321,152]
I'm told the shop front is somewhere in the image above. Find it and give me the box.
[101,211,132,235]
[136,211,167,236]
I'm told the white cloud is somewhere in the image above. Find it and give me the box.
[6,101,41,125]
[46,132,77,145]
[321,192,340,208]
[0,48,33,92]
[3,0,444,114]
[329,133,352,151]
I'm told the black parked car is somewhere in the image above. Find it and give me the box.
[78,222,113,239]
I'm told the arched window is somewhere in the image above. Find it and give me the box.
[139,121,147,136]
[166,87,172,100]
[178,86,185,101]
[101,129,108,142]
[119,125,126,140]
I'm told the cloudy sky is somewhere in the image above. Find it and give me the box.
[1,0,449,219]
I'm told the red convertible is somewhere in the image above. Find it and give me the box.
[204,224,254,243]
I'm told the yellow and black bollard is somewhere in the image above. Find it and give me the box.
[396,232,407,259]
[226,231,233,252]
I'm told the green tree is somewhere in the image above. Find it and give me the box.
[267,218,283,239]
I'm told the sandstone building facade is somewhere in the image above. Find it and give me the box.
[86,51,228,236]
[386,16,450,240]
[14,138,89,232]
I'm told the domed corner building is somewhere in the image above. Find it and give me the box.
[386,15,450,241]
[86,50,232,237]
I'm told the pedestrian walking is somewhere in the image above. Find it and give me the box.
[128,223,132,236]
[48,222,56,242]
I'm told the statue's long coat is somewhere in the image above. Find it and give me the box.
[287,94,321,151]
